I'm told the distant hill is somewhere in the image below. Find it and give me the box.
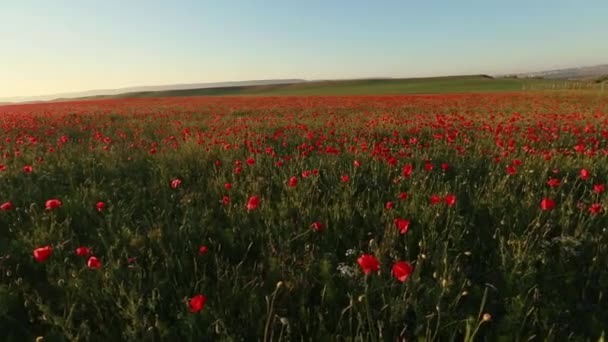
[516,64,608,80]
[3,65,607,104]
[0,79,306,103]
[47,75,585,101]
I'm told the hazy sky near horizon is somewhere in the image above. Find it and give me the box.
[1,0,607,98]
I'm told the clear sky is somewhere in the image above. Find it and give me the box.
[1,0,607,98]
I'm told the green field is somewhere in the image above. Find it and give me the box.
[62,75,604,101]
[1,94,608,340]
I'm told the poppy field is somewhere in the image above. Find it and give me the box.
[1,92,607,341]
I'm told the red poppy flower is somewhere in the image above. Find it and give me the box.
[222,195,230,205]
[354,160,361,168]
[580,168,590,181]
[188,294,207,313]
[33,245,53,262]
[87,256,102,269]
[398,192,408,200]
[402,164,413,177]
[288,176,298,187]
[96,201,106,212]
[234,166,243,173]
[547,178,560,187]
[311,221,324,232]
[392,261,414,282]
[506,165,517,175]
[385,201,394,210]
[75,246,91,257]
[170,178,182,189]
[394,218,410,234]
[246,196,260,211]
[199,245,208,255]
[23,165,33,173]
[246,157,255,165]
[45,199,62,210]
[445,194,457,206]
[0,201,13,211]
[224,182,232,190]
[341,175,350,183]
[540,198,556,211]
[593,184,605,194]
[424,163,433,171]
[441,163,449,171]
[357,254,380,275]
[430,195,442,205]
[589,203,602,215]
[301,170,311,178]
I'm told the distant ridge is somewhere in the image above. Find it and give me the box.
[2,64,606,104]
[0,79,306,103]
[2,74,603,105]
[515,64,608,80]
[43,75,584,101]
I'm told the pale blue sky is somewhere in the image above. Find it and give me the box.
[1,0,607,97]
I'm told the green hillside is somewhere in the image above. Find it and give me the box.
[60,75,602,101]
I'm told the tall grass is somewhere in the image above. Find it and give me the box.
[0,93,607,340]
